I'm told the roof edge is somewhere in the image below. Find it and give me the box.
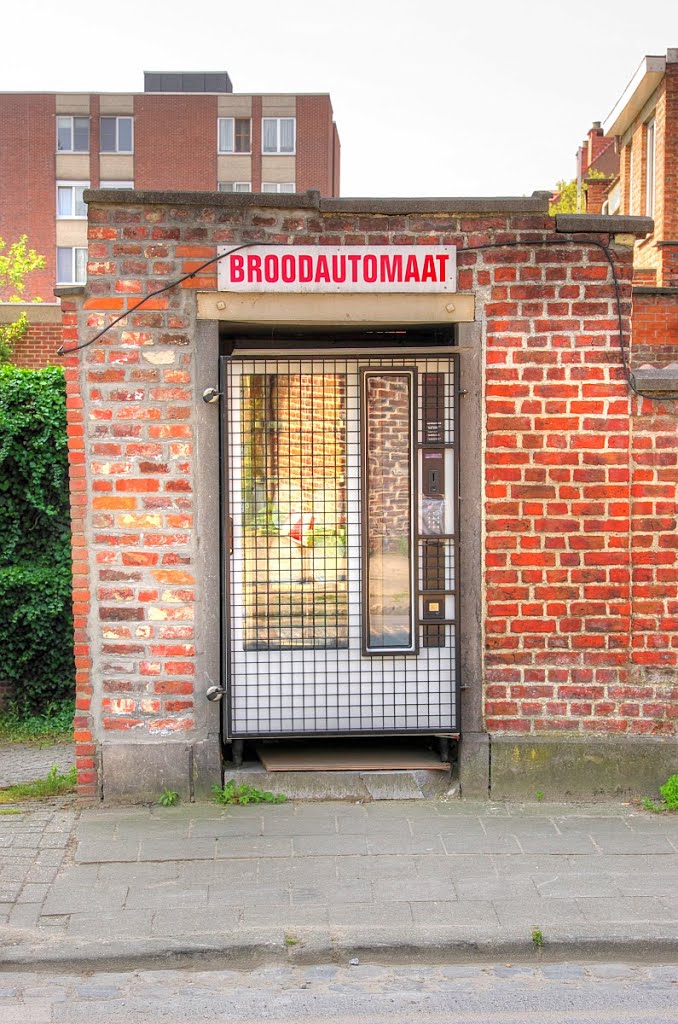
[83,188,551,215]
[603,54,666,137]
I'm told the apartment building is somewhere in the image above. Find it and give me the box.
[0,72,340,298]
[602,48,678,288]
[571,49,678,377]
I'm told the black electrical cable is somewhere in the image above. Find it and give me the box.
[56,241,258,357]
[57,234,657,400]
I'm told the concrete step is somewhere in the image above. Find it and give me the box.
[220,763,457,801]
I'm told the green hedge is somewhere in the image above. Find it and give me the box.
[0,366,74,709]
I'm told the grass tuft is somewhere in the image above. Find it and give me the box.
[0,765,77,803]
[212,780,286,805]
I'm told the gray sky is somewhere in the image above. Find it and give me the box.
[3,0,677,197]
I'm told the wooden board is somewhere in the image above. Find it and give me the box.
[255,742,450,772]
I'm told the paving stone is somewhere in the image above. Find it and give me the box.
[215,836,294,858]
[334,853,416,881]
[241,904,329,927]
[373,877,455,903]
[125,884,209,911]
[67,910,152,938]
[541,963,588,979]
[207,883,290,906]
[0,745,74,789]
[139,838,217,861]
[328,901,415,927]
[75,840,140,863]
[291,880,373,905]
[366,833,444,855]
[491,896,588,927]
[409,899,499,927]
[576,896,677,923]
[293,834,367,856]
[151,907,241,935]
[42,884,129,916]
[19,881,52,903]
[531,873,622,898]
[8,903,41,928]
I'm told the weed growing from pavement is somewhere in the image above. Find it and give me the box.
[531,927,544,949]
[0,765,76,803]
[212,780,287,805]
[284,934,300,946]
[158,788,179,807]
[536,790,544,802]
[643,773,678,813]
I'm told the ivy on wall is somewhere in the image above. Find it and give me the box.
[0,367,74,708]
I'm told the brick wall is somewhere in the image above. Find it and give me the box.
[0,304,63,368]
[0,94,56,300]
[133,95,217,191]
[296,96,337,196]
[62,195,676,799]
[632,290,678,367]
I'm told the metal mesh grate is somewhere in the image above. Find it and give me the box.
[223,353,458,736]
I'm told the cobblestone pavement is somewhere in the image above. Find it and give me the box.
[1,799,677,966]
[0,744,75,788]
[0,962,676,1023]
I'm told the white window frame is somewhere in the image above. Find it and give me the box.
[262,117,296,155]
[56,181,89,219]
[100,180,135,189]
[217,117,252,154]
[261,182,296,194]
[56,115,90,153]
[100,116,134,154]
[645,118,656,219]
[218,182,252,192]
[56,246,87,285]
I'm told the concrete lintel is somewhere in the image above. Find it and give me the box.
[197,291,475,324]
[555,214,654,237]
[0,302,61,324]
[633,285,678,296]
[632,366,678,394]
[54,285,85,299]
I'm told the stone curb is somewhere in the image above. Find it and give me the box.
[1,932,677,972]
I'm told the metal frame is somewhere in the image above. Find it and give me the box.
[360,365,418,657]
[219,339,461,742]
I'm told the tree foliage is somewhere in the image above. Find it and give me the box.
[0,367,74,709]
[549,179,582,216]
[0,235,46,365]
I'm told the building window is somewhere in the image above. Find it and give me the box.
[99,180,134,189]
[218,117,251,153]
[56,182,88,218]
[261,182,295,194]
[56,116,89,153]
[262,117,295,154]
[100,116,134,153]
[602,181,621,217]
[627,144,634,215]
[646,119,656,218]
[218,182,252,192]
[57,246,87,285]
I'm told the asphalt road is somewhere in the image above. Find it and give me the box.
[1,961,676,1023]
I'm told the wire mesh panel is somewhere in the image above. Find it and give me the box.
[223,353,458,736]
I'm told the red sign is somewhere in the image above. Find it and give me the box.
[217,245,457,293]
